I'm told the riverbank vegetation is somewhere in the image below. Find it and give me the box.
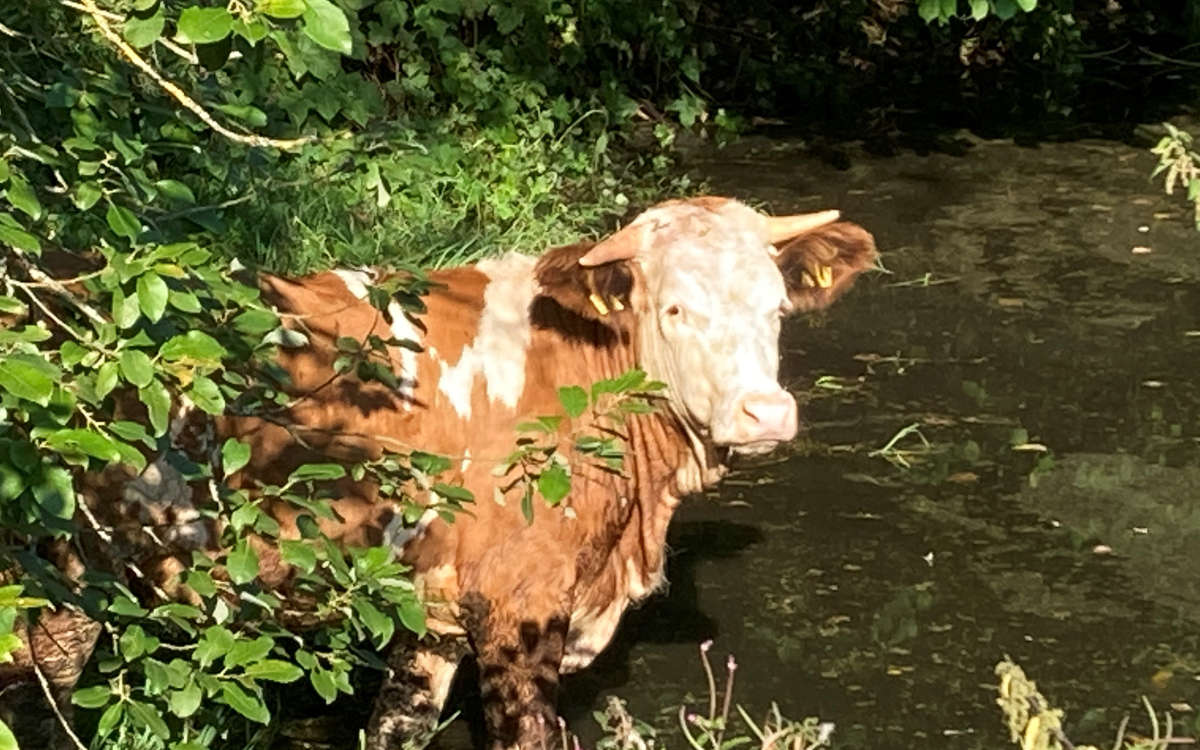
[2,0,1198,748]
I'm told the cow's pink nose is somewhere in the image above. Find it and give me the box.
[734,391,798,443]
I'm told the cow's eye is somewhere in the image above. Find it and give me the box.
[664,304,682,317]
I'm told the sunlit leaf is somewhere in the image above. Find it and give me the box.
[301,0,351,54]
[176,6,234,44]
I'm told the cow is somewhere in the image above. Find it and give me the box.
[0,196,876,750]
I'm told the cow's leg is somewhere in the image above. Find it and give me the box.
[366,636,468,750]
[471,612,569,750]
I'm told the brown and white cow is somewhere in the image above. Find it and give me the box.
[1,197,876,749]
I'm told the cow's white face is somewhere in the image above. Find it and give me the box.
[577,198,877,455]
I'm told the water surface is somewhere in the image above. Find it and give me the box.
[552,134,1200,749]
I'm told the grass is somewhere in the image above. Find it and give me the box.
[214,119,689,275]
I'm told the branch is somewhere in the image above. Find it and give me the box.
[71,0,314,150]
[30,656,90,750]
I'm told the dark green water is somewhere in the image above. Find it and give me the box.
[552,134,1200,749]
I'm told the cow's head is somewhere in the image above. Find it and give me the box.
[537,197,877,455]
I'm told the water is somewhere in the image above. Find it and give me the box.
[551,134,1200,748]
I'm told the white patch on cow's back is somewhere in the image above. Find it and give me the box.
[437,253,536,419]
[332,269,421,406]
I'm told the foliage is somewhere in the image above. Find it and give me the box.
[995,659,1189,750]
[1151,123,1200,231]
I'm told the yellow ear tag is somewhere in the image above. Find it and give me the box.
[588,293,610,316]
[800,271,817,288]
[816,265,834,288]
[609,296,625,311]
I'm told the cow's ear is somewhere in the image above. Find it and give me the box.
[534,242,637,322]
[773,222,878,312]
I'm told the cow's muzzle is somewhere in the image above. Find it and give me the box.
[716,390,799,451]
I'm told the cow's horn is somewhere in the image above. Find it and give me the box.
[766,210,841,243]
[578,223,648,267]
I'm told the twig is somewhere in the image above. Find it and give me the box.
[71,0,313,150]
[30,657,91,750]
[10,252,108,326]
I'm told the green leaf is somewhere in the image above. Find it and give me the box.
[161,331,227,363]
[0,718,16,750]
[557,385,588,419]
[396,596,426,637]
[216,104,268,128]
[124,6,165,47]
[31,466,75,519]
[128,700,170,739]
[301,0,351,54]
[188,374,225,414]
[72,685,113,709]
[119,349,155,387]
[233,308,279,334]
[353,599,394,646]
[242,659,303,683]
[95,362,119,400]
[222,438,251,475]
[288,463,346,483]
[226,539,259,584]
[224,634,273,668]
[1014,0,1036,9]
[969,0,988,18]
[992,0,1017,18]
[106,203,141,240]
[136,272,168,322]
[176,6,234,44]
[280,540,316,573]
[168,682,202,718]
[73,182,103,210]
[154,179,195,203]
[111,286,141,329]
[258,0,306,18]
[45,429,122,463]
[0,356,55,406]
[139,379,171,436]
[168,289,202,313]
[95,703,123,739]
[0,295,26,315]
[0,213,39,253]
[537,463,571,505]
[5,175,42,220]
[221,681,270,723]
[310,666,337,703]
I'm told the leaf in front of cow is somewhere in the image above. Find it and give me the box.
[0,294,27,316]
[288,462,346,483]
[0,354,57,406]
[110,286,141,329]
[160,331,227,363]
[557,385,588,419]
[105,203,141,240]
[31,466,76,520]
[353,598,395,647]
[432,482,473,504]
[262,325,308,348]
[537,463,571,506]
[194,626,235,668]
[222,437,251,476]
[226,538,260,584]
[232,308,279,335]
[188,374,226,414]
[280,539,317,573]
[139,379,171,436]
[396,595,426,638]
[72,684,113,709]
[220,680,270,724]
[43,428,123,464]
